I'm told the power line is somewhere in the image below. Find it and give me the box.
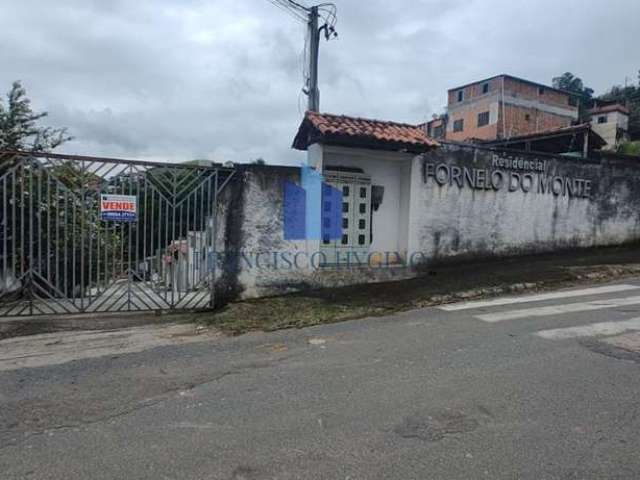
[284,0,310,12]
[267,0,338,112]
[266,0,307,23]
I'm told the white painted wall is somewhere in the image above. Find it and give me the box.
[408,146,640,263]
[214,145,640,301]
[591,111,630,149]
[307,143,324,170]
[322,145,413,256]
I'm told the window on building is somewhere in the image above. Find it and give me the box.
[457,90,464,102]
[341,234,348,245]
[359,219,366,230]
[525,113,531,121]
[598,115,608,124]
[342,218,348,229]
[477,111,490,127]
[482,83,489,94]
[453,119,464,132]
[342,186,349,196]
[433,125,444,138]
[538,86,545,95]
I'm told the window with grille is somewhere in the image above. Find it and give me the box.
[477,111,490,127]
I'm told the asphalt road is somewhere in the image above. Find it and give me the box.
[2,280,640,479]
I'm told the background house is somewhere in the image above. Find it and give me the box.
[445,74,579,142]
[588,103,630,150]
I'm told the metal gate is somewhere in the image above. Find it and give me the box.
[0,151,234,317]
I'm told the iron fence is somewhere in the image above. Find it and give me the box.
[0,151,234,316]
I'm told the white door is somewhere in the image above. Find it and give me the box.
[321,172,371,265]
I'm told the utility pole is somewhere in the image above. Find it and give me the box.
[307,6,320,112]
[266,1,336,112]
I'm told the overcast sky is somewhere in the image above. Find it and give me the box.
[1,0,638,165]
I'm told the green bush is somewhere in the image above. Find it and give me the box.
[618,141,640,156]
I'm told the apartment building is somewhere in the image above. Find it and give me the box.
[445,74,579,142]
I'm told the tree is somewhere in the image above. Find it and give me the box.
[251,157,266,165]
[0,81,72,152]
[552,72,594,122]
[0,82,121,304]
[598,81,640,140]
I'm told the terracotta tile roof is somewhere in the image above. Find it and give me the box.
[292,111,439,153]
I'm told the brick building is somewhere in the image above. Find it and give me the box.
[425,116,446,140]
[444,74,579,142]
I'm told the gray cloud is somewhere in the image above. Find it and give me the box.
[1,0,638,165]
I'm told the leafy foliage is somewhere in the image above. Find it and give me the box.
[0,81,72,152]
[552,70,640,141]
[598,76,640,140]
[617,141,640,156]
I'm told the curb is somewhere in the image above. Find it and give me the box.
[413,264,640,309]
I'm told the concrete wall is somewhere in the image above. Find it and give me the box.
[408,144,640,263]
[213,165,309,302]
[591,111,629,150]
[213,162,414,303]
[212,144,640,304]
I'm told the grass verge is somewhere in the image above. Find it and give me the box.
[205,244,640,335]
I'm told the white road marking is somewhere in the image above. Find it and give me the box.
[439,284,640,311]
[475,295,640,323]
[536,318,640,340]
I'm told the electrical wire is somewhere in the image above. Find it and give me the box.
[266,0,307,23]
[285,0,311,12]
[266,0,339,113]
